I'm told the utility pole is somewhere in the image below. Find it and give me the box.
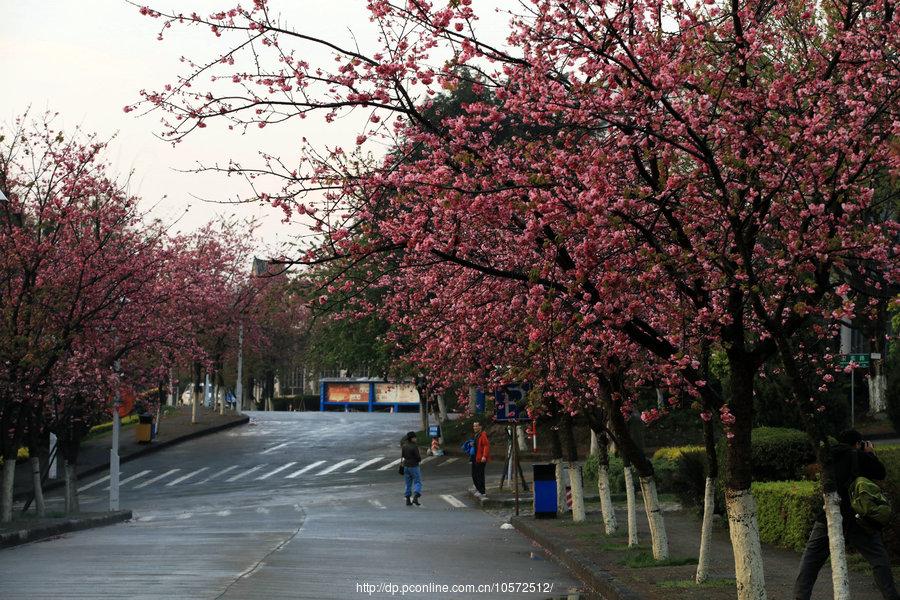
[110,361,121,512]
[235,322,244,414]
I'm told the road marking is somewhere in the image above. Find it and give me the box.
[166,467,209,487]
[176,512,192,520]
[285,461,325,478]
[226,465,266,482]
[368,499,386,510]
[198,465,239,483]
[104,469,152,490]
[316,459,355,475]
[78,475,110,492]
[257,462,297,480]
[261,442,293,455]
[441,494,466,508]
[419,456,437,465]
[134,469,181,489]
[347,457,384,473]
[378,458,402,471]
[438,458,459,467]
[216,510,231,517]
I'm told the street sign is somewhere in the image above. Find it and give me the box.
[494,384,531,422]
[428,425,441,438]
[839,353,871,368]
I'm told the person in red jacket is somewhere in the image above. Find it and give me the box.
[471,421,491,498]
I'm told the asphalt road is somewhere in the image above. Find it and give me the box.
[0,411,585,600]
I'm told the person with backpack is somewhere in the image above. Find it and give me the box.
[468,421,491,498]
[793,429,899,600]
[400,431,422,506]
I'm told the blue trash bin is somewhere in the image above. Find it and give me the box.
[533,463,557,519]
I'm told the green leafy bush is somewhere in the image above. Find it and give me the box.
[584,454,677,494]
[87,414,139,437]
[753,480,821,552]
[873,445,900,559]
[716,427,814,483]
[652,445,704,461]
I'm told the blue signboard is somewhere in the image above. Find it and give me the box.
[494,384,530,422]
[428,425,441,438]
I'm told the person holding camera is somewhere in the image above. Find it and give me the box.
[794,429,899,600]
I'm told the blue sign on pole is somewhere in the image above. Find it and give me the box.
[494,384,530,422]
[428,425,441,438]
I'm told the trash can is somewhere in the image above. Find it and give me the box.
[136,413,153,443]
[533,463,557,519]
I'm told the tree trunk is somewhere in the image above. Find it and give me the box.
[623,465,638,547]
[1,457,14,523]
[725,356,766,600]
[639,476,669,560]
[823,491,851,599]
[589,430,599,457]
[726,488,766,600]
[192,361,201,424]
[550,419,568,514]
[597,433,617,534]
[696,477,716,583]
[568,463,586,522]
[516,426,527,452]
[437,393,447,423]
[30,456,45,517]
[64,461,79,514]
[869,368,887,414]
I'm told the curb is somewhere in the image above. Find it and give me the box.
[468,490,600,509]
[0,510,132,549]
[510,516,642,600]
[15,416,249,501]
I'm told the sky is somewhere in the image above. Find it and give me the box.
[1,0,512,255]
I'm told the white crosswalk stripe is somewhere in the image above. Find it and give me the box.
[419,456,437,465]
[261,442,292,455]
[285,461,325,479]
[166,467,209,487]
[441,494,466,508]
[78,475,110,493]
[198,465,239,483]
[378,458,402,471]
[438,457,459,467]
[368,499,386,510]
[316,459,355,476]
[134,469,181,489]
[347,457,384,473]
[257,462,297,480]
[226,465,266,482]
[104,470,152,490]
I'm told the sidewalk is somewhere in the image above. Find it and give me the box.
[511,507,890,599]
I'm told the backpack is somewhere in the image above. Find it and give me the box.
[849,451,892,530]
[461,438,476,458]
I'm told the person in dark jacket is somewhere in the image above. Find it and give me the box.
[401,432,422,506]
[793,429,899,600]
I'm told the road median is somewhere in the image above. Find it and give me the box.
[0,510,133,549]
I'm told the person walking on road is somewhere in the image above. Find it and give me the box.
[471,421,491,498]
[793,429,899,600]
[401,431,422,506]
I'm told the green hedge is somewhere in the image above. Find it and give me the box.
[584,454,679,493]
[715,427,814,483]
[88,414,139,436]
[753,480,821,552]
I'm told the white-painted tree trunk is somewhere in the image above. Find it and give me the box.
[639,476,669,560]
[64,462,79,514]
[555,459,568,514]
[696,476,716,583]
[726,488,767,600]
[437,394,448,423]
[1,459,14,523]
[30,456,45,517]
[568,463,586,523]
[824,491,851,600]
[216,381,224,415]
[516,426,528,452]
[589,430,599,457]
[598,465,617,534]
[624,466,638,547]
[869,371,887,414]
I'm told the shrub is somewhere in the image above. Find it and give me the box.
[874,445,900,559]
[88,414,139,437]
[753,480,820,552]
[716,427,814,483]
[652,445,704,461]
[584,454,677,494]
